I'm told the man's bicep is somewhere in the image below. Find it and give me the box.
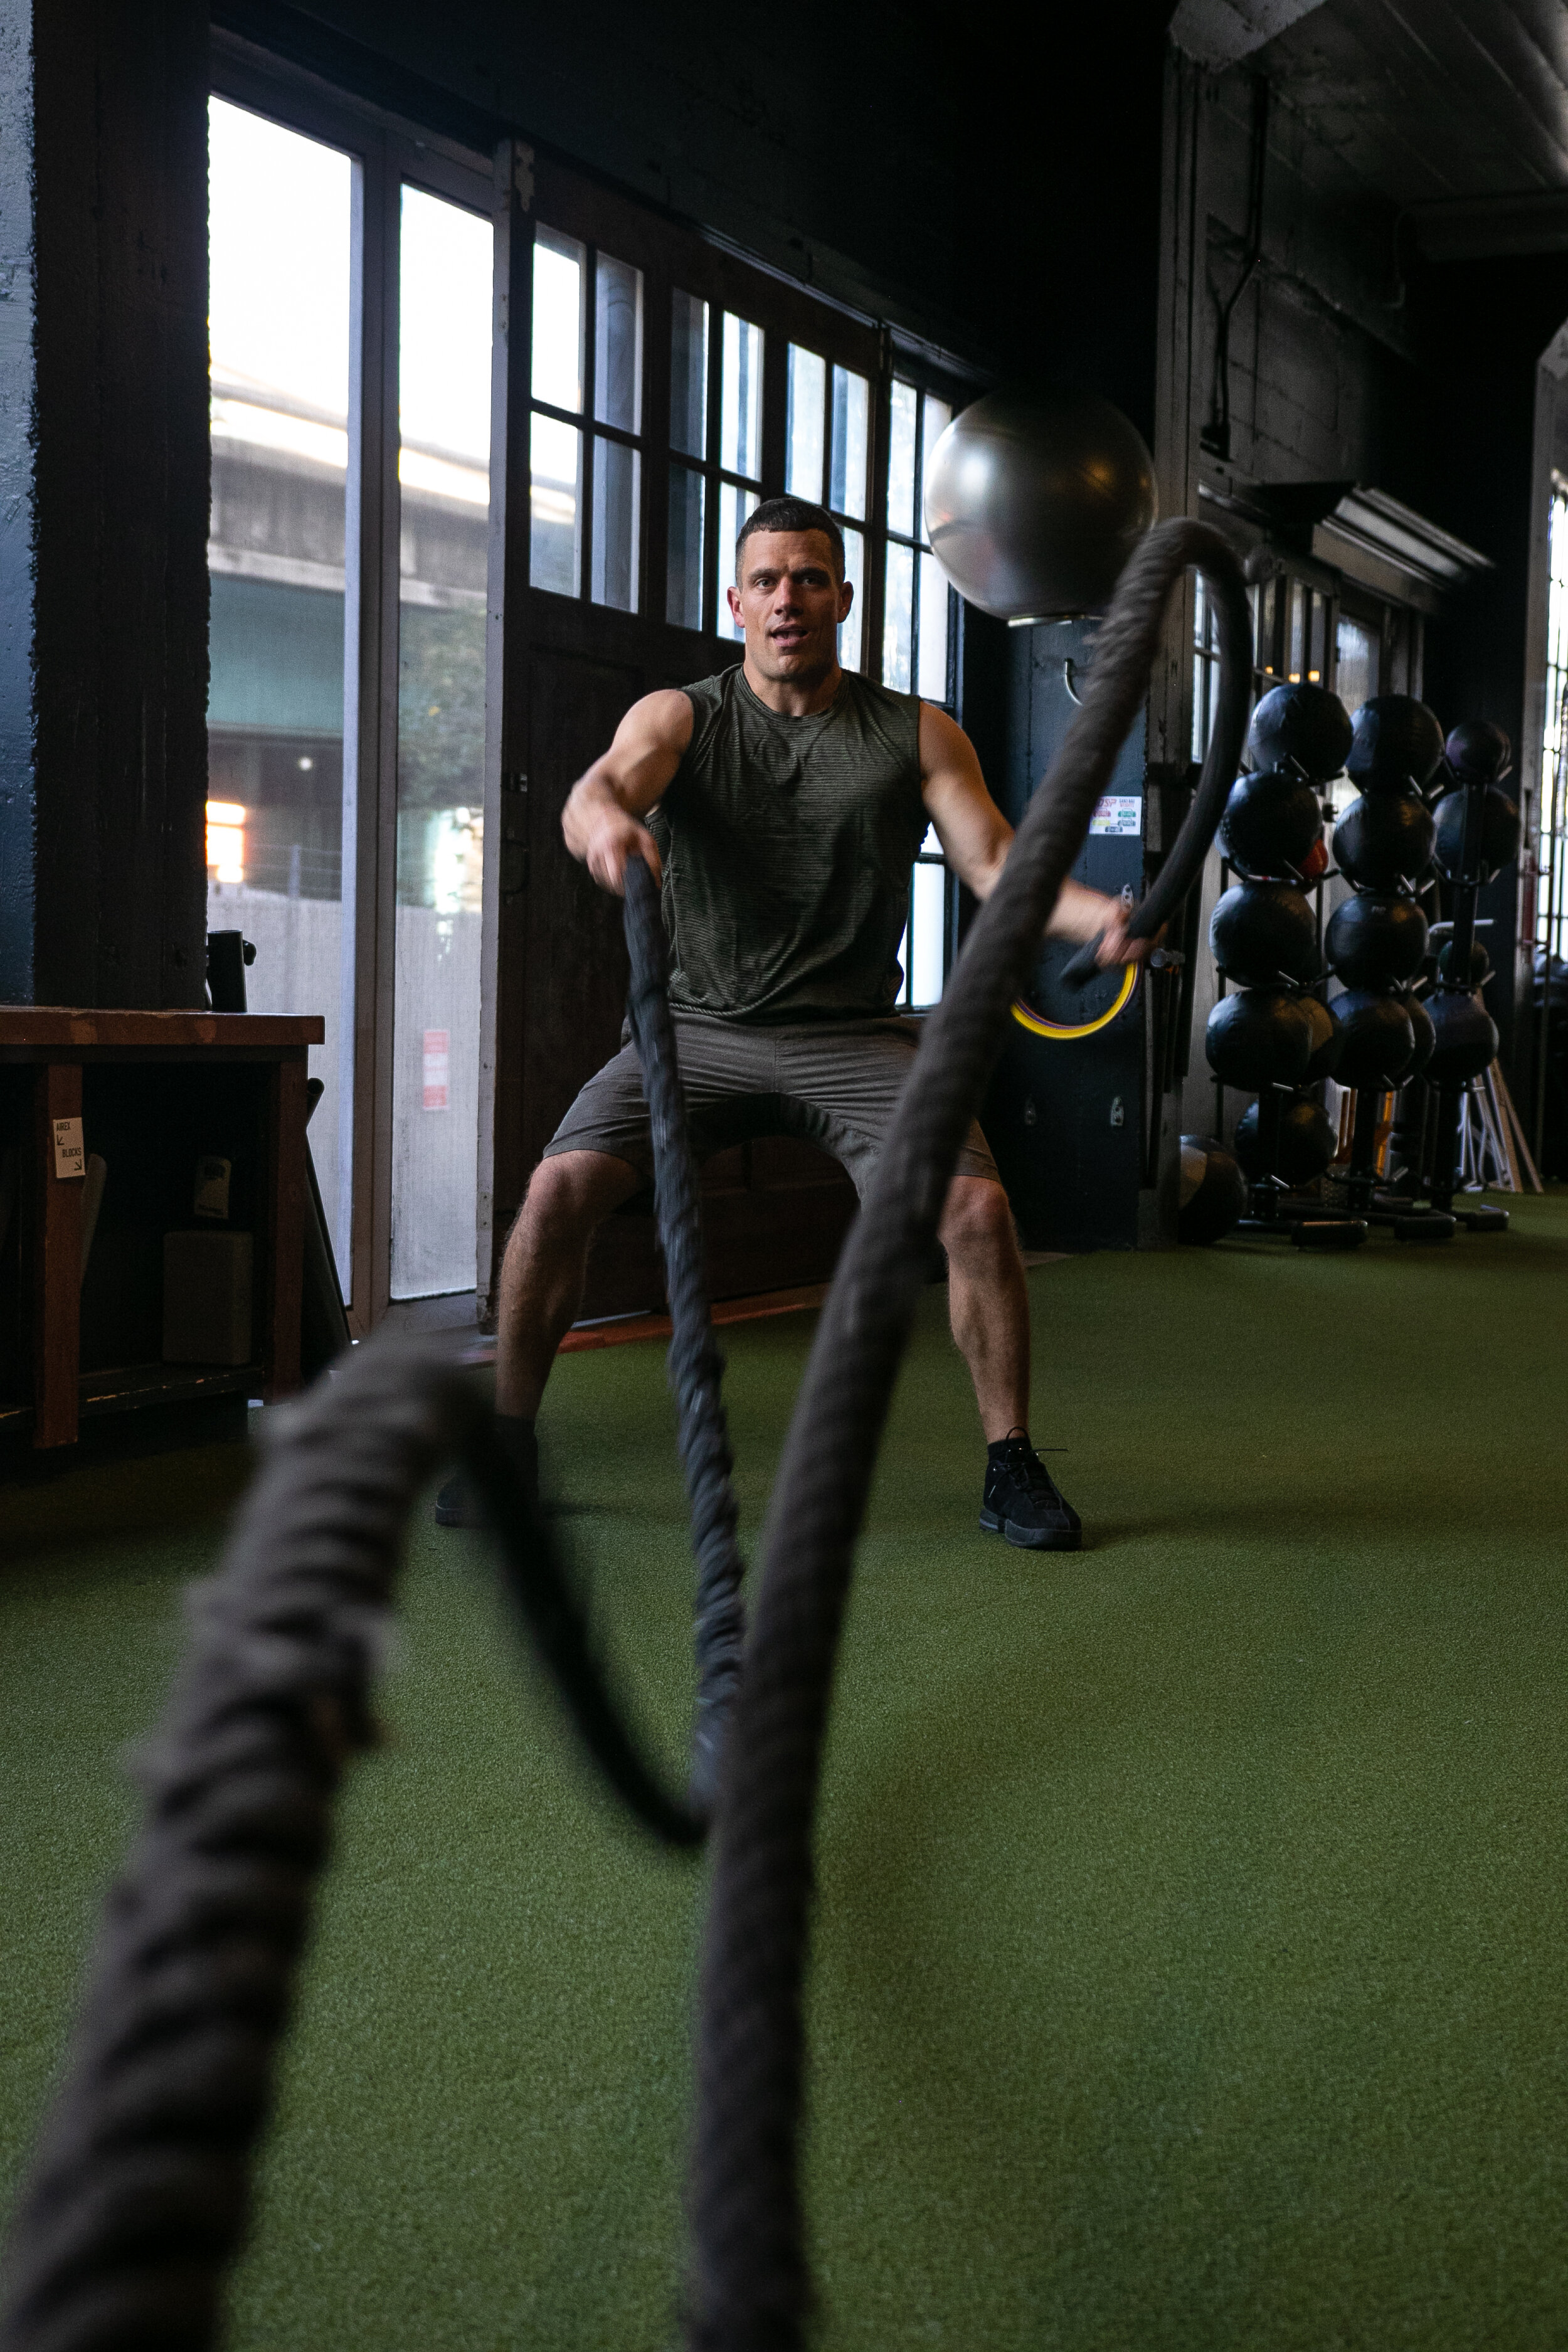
[599,688,694,813]
[919,704,1012,892]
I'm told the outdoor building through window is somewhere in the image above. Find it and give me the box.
[785,344,869,669]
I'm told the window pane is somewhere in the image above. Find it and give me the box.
[593,253,642,433]
[395,185,492,1301]
[1335,615,1377,719]
[839,524,864,671]
[719,478,760,639]
[1308,589,1328,684]
[670,289,709,458]
[667,462,706,630]
[532,226,583,412]
[721,312,763,480]
[887,379,918,538]
[530,412,581,595]
[208,97,354,1285]
[831,366,869,521]
[787,345,825,499]
[919,393,951,546]
[1288,578,1306,682]
[909,859,946,1008]
[918,551,950,701]
[591,437,640,612]
[884,539,914,691]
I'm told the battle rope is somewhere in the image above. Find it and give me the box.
[686,517,1253,2352]
[0,1343,706,2352]
[622,852,746,1810]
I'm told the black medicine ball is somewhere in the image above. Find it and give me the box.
[1325,891,1429,990]
[1444,718,1511,785]
[1301,992,1343,1083]
[1246,681,1353,783]
[1205,988,1315,1089]
[1345,696,1445,793]
[1210,879,1321,988]
[1327,989,1416,1089]
[1424,988,1498,1084]
[1332,790,1434,891]
[1436,937,1491,987]
[1177,1135,1248,1245]
[1431,785,1521,884]
[1233,1094,1337,1187]
[1405,992,1435,1074]
[1218,768,1325,879]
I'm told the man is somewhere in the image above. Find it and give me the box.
[441,495,1145,1548]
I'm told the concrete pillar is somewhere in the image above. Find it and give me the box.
[0,0,209,1008]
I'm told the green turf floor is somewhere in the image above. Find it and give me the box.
[6,1194,1568,2348]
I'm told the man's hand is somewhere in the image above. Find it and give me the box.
[1096,901,1156,968]
[577,800,662,897]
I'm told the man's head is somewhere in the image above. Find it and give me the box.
[729,496,852,688]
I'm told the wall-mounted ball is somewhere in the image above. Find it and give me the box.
[921,386,1158,620]
[1325,892,1429,990]
[1332,790,1434,891]
[1178,1135,1248,1244]
[1210,879,1321,988]
[1327,989,1416,1089]
[1218,768,1324,879]
[1432,785,1521,883]
[1406,992,1435,1074]
[1234,1094,1337,1187]
[1205,988,1315,1089]
[1444,718,1511,785]
[1424,988,1498,1084]
[1301,993,1343,1083]
[1345,696,1445,794]
[1246,681,1352,783]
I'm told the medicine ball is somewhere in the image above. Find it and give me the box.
[1234,1094,1337,1187]
[1345,696,1445,793]
[1332,790,1434,891]
[1246,681,1353,783]
[1444,718,1511,785]
[1218,768,1324,879]
[1327,988,1416,1089]
[1436,936,1491,987]
[1432,785,1522,883]
[922,386,1158,620]
[1210,879,1321,988]
[1405,991,1435,1074]
[1178,1135,1248,1244]
[1205,987,1315,1089]
[1325,891,1429,989]
[1302,992,1343,1083]
[1424,988,1497,1084]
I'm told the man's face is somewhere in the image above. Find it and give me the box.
[728,530,852,684]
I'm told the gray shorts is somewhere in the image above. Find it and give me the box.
[543,1010,1000,1202]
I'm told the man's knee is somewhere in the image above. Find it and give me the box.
[511,1152,626,1256]
[941,1176,1017,1268]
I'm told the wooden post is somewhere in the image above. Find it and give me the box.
[265,1056,308,1401]
[31,1061,82,1447]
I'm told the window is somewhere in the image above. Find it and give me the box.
[883,381,953,701]
[529,228,645,608]
[1540,477,1568,965]
[391,187,494,1300]
[1333,613,1378,723]
[665,297,763,635]
[1192,573,1222,760]
[206,98,354,1281]
[785,344,871,667]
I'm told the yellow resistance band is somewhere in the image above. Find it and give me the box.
[1010,961,1138,1041]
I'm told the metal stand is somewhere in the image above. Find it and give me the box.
[1419,768,1508,1235]
[1343,1083,1457,1241]
[1235,1085,1367,1248]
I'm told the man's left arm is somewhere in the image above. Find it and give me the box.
[917,704,1147,968]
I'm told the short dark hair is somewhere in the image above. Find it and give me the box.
[736,495,845,580]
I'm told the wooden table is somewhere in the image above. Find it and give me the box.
[0,1009,324,1449]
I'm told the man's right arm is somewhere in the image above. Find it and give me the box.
[561,687,694,896]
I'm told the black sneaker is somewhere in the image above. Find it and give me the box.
[979,1431,1081,1551]
[434,1417,539,1528]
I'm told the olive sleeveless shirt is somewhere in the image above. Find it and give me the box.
[648,666,926,1023]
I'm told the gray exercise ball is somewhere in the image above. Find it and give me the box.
[923,385,1158,621]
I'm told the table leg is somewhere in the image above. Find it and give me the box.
[264,1055,307,1399]
[33,1061,82,1448]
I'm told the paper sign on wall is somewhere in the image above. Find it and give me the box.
[423,1029,450,1111]
[1089,795,1142,837]
[53,1117,85,1179]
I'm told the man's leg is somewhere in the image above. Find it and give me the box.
[939,1172,1079,1551]
[494,1148,642,1418]
[938,1173,1030,1441]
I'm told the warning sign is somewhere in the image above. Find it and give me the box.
[1089,795,1142,837]
[53,1117,85,1179]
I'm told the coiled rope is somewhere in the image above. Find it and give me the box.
[0,519,1251,2352]
[685,518,1253,2351]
